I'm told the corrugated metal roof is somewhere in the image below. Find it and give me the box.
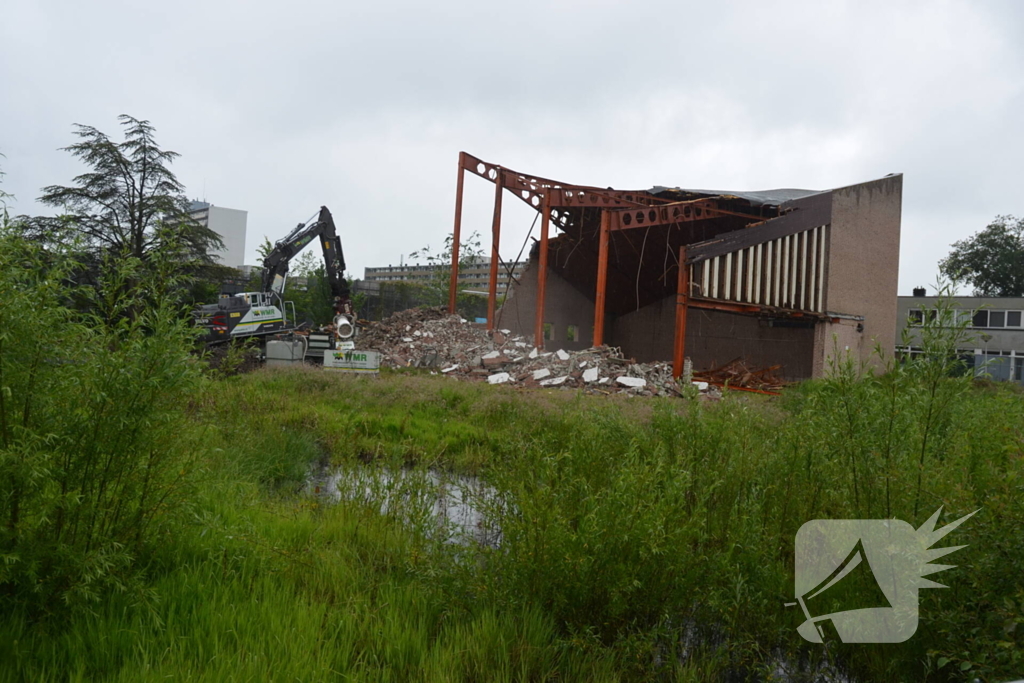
[648,186,824,207]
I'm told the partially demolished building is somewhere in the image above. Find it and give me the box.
[447,153,902,380]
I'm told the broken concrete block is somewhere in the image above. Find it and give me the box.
[529,347,539,359]
[599,377,611,385]
[616,376,646,388]
[442,365,459,373]
[556,349,570,361]
[692,381,709,391]
[402,337,414,343]
[583,367,600,383]
[500,329,511,335]
[487,372,511,385]
[579,360,588,368]
[482,350,501,359]
[515,341,527,348]
[539,375,568,386]
[533,368,552,380]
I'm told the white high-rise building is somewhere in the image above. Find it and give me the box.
[189,201,248,268]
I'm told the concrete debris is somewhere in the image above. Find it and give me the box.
[357,306,718,398]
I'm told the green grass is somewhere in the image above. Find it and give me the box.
[3,364,1023,681]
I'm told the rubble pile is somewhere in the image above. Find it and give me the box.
[356,308,712,397]
[692,358,786,393]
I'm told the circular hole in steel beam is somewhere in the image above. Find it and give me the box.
[635,211,644,224]
[477,163,486,174]
[648,210,656,222]
[623,214,632,226]
[488,168,498,180]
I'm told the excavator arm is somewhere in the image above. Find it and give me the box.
[260,206,355,337]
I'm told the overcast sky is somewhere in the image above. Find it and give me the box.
[2,0,1022,295]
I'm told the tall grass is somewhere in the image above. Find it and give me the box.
[3,280,1022,680]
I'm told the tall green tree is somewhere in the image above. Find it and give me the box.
[27,116,226,302]
[939,215,1024,296]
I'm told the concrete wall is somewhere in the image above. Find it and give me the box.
[609,298,816,380]
[815,175,902,372]
[208,206,248,269]
[496,262,596,352]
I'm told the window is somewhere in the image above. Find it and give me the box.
[973,310,988,327]
[909,309,923,325]
[543,323,554,341]
[990,311,1006,328]
[567,324,579,342]
[1009,311,1022,327]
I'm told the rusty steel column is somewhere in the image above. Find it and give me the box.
[448,153,466,314]
[486,170,504,331]
[593,210,611,347]
[534,195,551,348]
[673,246,689,379]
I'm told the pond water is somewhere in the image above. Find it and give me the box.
[308,465,502,547]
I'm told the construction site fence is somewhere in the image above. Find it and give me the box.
[351,282,490,322]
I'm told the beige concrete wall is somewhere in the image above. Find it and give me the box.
[496,262,596,352]
[814,175,903,373]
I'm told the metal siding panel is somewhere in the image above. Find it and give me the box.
[724,252,732,300]
[754,243,763,305]
[781,236,790,308]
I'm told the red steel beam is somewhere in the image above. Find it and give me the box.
[607,198,761,231]
[486,171,504,331]
[593,211,611,346]
[673,246,689,379]
[535,195,551,349]
[448,153,466,313]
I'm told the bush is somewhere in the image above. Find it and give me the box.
[0,225,203,615]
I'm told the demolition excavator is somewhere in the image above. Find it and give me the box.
[193,206,357,345]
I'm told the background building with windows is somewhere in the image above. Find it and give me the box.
[896,291,1024,382]
[363,257,527,295]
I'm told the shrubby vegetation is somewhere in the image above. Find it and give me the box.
[0,224,203,615]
